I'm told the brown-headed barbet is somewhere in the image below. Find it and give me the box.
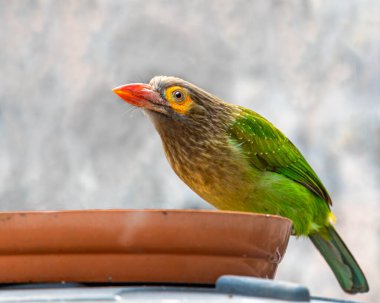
[113,76,368,294]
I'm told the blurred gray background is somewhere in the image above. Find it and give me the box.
[0,0,379,301]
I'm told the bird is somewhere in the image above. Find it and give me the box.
[112,76,369,294]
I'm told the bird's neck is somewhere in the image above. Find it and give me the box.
[148,109,226,171]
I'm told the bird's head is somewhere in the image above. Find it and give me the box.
[113,76,231,127]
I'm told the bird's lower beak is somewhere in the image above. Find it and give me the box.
[112,83,161,108]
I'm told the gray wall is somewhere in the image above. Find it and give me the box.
[1,1,379,301]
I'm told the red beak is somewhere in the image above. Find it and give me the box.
[112,83,160,108]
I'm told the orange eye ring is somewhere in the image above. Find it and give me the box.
[165,86,193,114]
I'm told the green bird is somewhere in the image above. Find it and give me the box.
[113,76,369,294]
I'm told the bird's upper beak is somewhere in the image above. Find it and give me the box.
[112,83,163,110]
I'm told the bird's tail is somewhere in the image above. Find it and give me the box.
[309,225,369,294]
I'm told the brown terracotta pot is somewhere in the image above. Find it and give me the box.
[0,209,292,284]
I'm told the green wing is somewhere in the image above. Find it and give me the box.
[228,107,332,205]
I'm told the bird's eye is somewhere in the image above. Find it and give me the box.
[172,90,185,102]
[165,86,193,114]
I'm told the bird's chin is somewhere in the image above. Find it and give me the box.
[143,108,170,120]
[143,109,173,133]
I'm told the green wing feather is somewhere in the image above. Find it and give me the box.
[228,107,332,205]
